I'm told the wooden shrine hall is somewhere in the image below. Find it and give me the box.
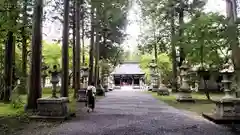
[111,61,145,89]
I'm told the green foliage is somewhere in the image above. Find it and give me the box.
[182,13,228,67]
[140,53,172,84]
[139,54,152,83]
[91,0,130,65]
[10,85,24,109]
[99,59,113,74]
[42,41,61,69]
[157,53,172,83]
[138,0,230,71]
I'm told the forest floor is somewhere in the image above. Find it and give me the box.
[149,92,223,114]
[0,88,81,135]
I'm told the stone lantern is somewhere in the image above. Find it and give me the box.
[220,62,234,99]
[188,68,198,91]
[81,67,89,89]
[49,65,60,98]
[102,74,108,92]
[149,59,159,92]
[203,60,240,122]
[78,67,89,102]
[149,59,157,76]
[157,71,169,96]
[151,74,159,92]
[108,75,114,91]
[34,65,69,119]
[176,64,194,102]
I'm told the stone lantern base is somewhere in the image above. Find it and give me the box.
[77,88,87,102]
[176,91,194,102]
[103,85,109,92]
[152,85,159,92]
[133,85,140,89]
[157,84,169,96]
[114,85,121,89]
[203,98,240,124]
[96,85,105,96]
[108,87,113,91]
[29,97,70,120]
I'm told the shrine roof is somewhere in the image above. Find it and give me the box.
[111,62,145,75]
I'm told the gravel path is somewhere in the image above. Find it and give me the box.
[36,89,236,135]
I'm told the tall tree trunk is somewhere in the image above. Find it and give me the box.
[81,0,85,65]
[20,0,28,94]
[178,0,185,67]
[170,7,178,92]
[2,0,18,102]
[61,0,70,97]
[153,24,157,63]
[94,7,100,85]
[2,32,14,102]
[75,0,81,95]
[27,0,43,110]
[12,37,16,90]
[88,3,95,85]
[154,43,158,63]
[72,0,76,90]
[200,33,204,68]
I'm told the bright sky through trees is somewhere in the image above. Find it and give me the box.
[43,0,226,51]
[122,0,226,53]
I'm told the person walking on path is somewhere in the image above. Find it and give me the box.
[86,82,96,112]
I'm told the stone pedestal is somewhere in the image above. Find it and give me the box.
[157,84,169,96]
[176,65,194,102]
[30,97,70,120]
[108,76,114,91]
[133,85,140,89]
[77,88,87,102]
[114,85,121,89]
[151,75,159,92]
[176,91,194,102]
[97,85,105,96]
[148,86,152,91]
[108,83,113,91]
[103,85,109,92]
[152,85,158,92]
[202,61,240,123]
[214,99,240,117]
[203,99,240,124]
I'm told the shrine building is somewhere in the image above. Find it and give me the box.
[111,61,145,89]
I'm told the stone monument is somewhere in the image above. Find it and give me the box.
[157,71,169,96]
[188,69,198,92]
[149,59,159,92]
[103,73,109,92]
[176,64,194,102]
[32,65,70,119]
[203,60,240,123]
[151,74,159,92]
[78,67,88,102]
[108,75,114,91]
[96,80,105,96]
